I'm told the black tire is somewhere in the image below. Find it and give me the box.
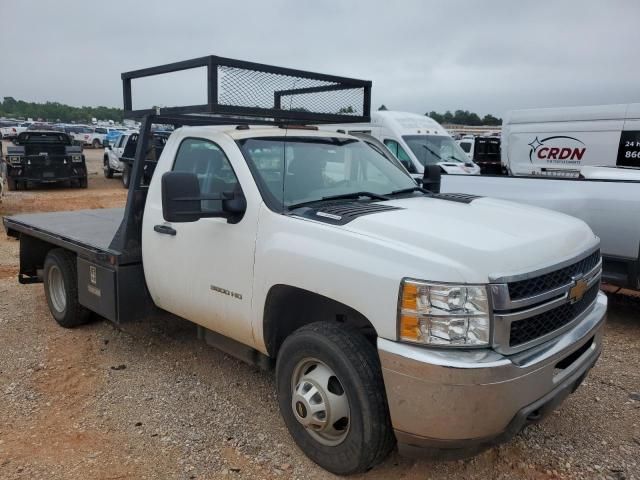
[122,164,130,188]
[103,156,114,178]
[43,249,91,328]
[78,177,88,188]
[92,139,102,149]
[7,177,17,191]
[276,322,395,475]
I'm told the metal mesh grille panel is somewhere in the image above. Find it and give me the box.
[218,66,364,116]
[508,250,600,300]
[509,284,599,347]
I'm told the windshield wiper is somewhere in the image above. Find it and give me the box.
[422,144,443,161]
[288,191,390,210]
[388,186,432,196]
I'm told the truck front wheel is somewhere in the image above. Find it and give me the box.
[276,322,395,475]
[6,177,18,191]
[43,249,91,328]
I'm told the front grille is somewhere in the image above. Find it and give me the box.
[508,250,600,300]
[509,284,599,347]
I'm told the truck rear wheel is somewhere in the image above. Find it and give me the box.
[103,157,114,178]
[276,322,395,475]
[78,177,88,188]
[7,177,18,191]
[43,249,91,328]
[122,164,130,188]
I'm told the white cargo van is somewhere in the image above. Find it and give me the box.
[320,111,480,179]
[503,103,640,176]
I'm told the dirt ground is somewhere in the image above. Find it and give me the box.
[0,141,638,480]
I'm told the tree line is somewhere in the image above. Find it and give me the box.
[0,96,502,127]
[378,105,501,126]
[0,97,123,123]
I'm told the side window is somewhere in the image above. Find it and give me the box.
[95,128,107,134]
[173,138,240,212]
[383,139,416,173]
[116,136,126,148]
[459,141,471,153]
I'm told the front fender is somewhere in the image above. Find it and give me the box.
[251,205,468,353]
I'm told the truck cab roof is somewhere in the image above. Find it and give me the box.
[372,110,450,137]
[176,124,353,141]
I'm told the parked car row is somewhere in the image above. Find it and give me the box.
[1,120,129,148]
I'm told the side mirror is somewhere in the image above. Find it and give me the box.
[161,171,246,223]
[423,164,442,193]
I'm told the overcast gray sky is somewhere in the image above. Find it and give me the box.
[1,0,638,118]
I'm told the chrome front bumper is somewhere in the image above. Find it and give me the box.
[379,291,607,458]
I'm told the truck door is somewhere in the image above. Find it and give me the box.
[142,137,258,348]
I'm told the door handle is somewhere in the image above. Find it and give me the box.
[154,224,177,236]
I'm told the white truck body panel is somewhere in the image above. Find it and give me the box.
[502,103,640,176]
[142,126,599,353]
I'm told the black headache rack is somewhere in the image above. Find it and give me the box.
[122,54,371,123]
[111,55,373,262]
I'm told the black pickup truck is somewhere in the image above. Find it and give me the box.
[5,131,88,190]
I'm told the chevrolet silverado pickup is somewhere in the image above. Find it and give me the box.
[3,56,606,475]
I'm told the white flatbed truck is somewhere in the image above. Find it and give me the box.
[4,56,606,475]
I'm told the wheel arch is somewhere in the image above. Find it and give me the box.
[262,284,378,358]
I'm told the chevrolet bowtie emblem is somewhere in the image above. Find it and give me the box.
[569,278,588,303]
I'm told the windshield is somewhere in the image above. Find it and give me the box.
[402,135,470,166]
[239,136,416,209]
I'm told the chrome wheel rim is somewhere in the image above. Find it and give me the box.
[48,265,66,313]
[291,358,350,446]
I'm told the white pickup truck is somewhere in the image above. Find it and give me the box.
[1,121,32,140]
[439,166,640,290]
[3,56,607,475]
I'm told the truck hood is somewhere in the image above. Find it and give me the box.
[340,196,598,283]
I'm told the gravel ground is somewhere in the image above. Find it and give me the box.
[0,142,639,479]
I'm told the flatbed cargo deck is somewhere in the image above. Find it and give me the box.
[5,208,126,264]
[4,207,150,323]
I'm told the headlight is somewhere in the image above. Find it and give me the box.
[399,279,490,347]
[71,154,82,163]
[9,156,22,164]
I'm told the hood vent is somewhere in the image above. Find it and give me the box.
[431,193,481,204]
[297,201,402,225]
